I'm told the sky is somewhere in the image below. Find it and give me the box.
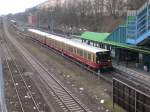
[0,0,47,15]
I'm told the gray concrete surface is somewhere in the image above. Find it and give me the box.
[0,47,8,112]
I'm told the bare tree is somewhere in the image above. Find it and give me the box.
[13,0,147,33]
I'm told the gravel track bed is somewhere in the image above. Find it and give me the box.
[1,26,54,112]
[9,26,125,112]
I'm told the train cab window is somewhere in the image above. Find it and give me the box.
[96,51,111,63]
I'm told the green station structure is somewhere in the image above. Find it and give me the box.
[79,2,150,72]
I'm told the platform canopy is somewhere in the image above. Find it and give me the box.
[81,31,110,42]
[80,31,150,55]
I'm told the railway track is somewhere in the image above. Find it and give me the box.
[14,24,150,89]
[14,24,150,88]
[9,22,150,109]
[24,29,150,93]
[114,63,150,85]
[14,27,113,84]
[0,30,40,112]
[4,20,93,112]
[112,70,150,95]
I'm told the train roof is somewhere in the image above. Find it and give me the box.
[28,29,109,53]
[10,20,16,23]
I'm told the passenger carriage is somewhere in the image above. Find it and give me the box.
[28,29,112,71]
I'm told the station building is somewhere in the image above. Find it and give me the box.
[80,1,150,72]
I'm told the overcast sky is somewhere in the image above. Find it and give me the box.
[0,0,46,15]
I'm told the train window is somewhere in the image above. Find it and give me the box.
[62,43,65,49]
[59,42,61,48]
[88,53,91,60]
[66,45,69,51]
[59,42,62,49]
[68,46,70,51]
[57,41,59,47]
[72,47,75,54]
[58,42,60,48]
[91,54,93,62]
[54,40,56,46]
[76,49,78,54]
[64,44,66,50]
[55,41,57,46]
[71,47,73,52]
[77,49,80,55]
[96,51,111,63]
[56,41,58,47]
[80,50,83,56]
[73,48,76,54]
[51,39,53,45]
[65,44,67,50]
[83,51,87,59]
[68,46,73,52]
[93,54,96,62]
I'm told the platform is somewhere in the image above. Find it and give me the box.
[113,61,150,79]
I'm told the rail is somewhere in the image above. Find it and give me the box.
[4,19,92,112]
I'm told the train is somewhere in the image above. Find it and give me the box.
[10,20,17,25]
[27,29,112,71]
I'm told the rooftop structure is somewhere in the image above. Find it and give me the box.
[81,32,110,42]
[105,0,150,46]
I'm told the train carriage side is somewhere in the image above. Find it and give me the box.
[63,40,112,70]
[65,47,98,69]
[46,34,64,52]
[28,29,112,70]
[45,34,99,69]
[28,29,47,44]
[44,31,112,70]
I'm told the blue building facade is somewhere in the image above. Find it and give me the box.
[106,1,150,46]
[81,1,150,72]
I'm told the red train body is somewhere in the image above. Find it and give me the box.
[28,29,112,71]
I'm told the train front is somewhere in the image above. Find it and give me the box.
[96,51,112,71]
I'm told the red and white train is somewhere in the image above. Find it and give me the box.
[28,29,112,71]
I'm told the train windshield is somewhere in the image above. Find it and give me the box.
[96,51,111,63]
